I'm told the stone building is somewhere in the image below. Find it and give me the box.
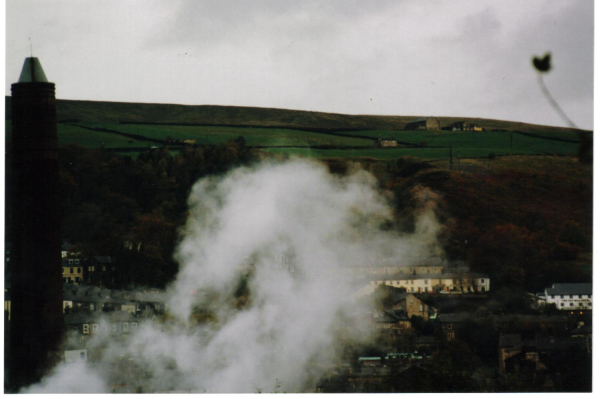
[404,117,440,131]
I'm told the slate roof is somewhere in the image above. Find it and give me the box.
[90,256,115,264]
[436,313,472,323]
[499,333,589,353]
[373,310,408,323]
[546,283,592,296]
[61,258,83,267]
[492,314,568,324]
[63,284,161,304]
[64,311,137,325]
[438,313,569,327]
[373,272,489,281]
[570,325,592,336]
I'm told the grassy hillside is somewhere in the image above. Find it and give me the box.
[5,96,590,135]
[4,97,591,160]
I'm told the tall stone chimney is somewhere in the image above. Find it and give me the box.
[6,57,64,391]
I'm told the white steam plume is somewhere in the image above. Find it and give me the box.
[22,158,441,393]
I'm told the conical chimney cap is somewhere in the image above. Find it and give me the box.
[17,57,49,83]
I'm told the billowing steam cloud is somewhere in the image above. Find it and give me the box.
[22,158,441,393]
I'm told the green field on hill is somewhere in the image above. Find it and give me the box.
[262,130,580,160]
[5,97,589,160]
[94,123,374,147]
[344,128,582,143]
[4,121,582,160]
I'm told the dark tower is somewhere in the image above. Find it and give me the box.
[6,57,64,391]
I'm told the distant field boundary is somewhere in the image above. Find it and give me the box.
[513,130,583,144]
[67,123,168,145]
[100,144,422,153]
[117,121,381,141]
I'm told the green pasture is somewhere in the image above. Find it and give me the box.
[262,130,579,160]
[348,129,581,147]
[262,147,452,160]
[341,130,580,156]
[6,118,581,160]
[57,124,143,148]
[83,123,374,147]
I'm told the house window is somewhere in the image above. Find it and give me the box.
[103,266,106,272]
[92,324,98,331]
[132,322,138,329]
[62,268,65,274]
[83,324,89,334]
[409,299,414,304]
[419,305,424,311]
[424,280,428,284]
[112,323,117,332]
[481,279,485,283]
[69,259,73,264]
[411,287,415,293]
[90,304,95,311]
[77,268,81,273]
[75,259,79,264]
[447,323,453,330]
[89,266,95,272]
[123,323,129,332]
[80,352,85,359]
[70,268,74,273]
[573,295,579,299]
[446,332,455,340]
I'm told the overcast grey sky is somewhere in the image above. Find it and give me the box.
[5,0,594,129]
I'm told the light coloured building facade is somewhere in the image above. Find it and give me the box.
[62,258,84,284]
[541,283,592,310]
[369,272,490,294]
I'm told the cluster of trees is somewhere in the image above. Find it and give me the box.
[387,156,592,293]
[57,139,253,288]
[52,140,591,295]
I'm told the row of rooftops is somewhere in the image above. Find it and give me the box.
[371,271,489,281]
[436,312,570,324]
[63,284,165,304]
[499,332,590,351]
[64,310,139,325]
[361,257,466,268]
[62,256,115,265]
[544,283,592,296]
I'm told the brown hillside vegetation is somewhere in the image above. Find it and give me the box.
[377,155,592,292]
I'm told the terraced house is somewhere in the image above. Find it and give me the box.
[538,283,592,311]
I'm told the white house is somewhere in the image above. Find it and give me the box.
[365,272,490,294]
[541,283,592,310]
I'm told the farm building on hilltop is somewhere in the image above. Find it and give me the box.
[405,117,440,131]
[448,121,483,131]
[375,137,398,147]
